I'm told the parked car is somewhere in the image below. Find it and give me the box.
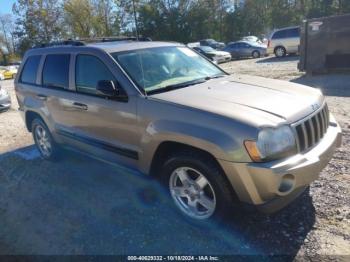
[267,26,300,57]
[0,84,11,111]
[223,41,267,59]
[0,66,17,80]
[15,40,341,221]
[241,36,264,45]
[187,42,200,48]
[193,46,231,63]
[6,65,18,75]
[199,39,225,50]
[8,61,22,67]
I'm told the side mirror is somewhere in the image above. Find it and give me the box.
[96,80,119,98]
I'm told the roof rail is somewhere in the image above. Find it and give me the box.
[33,40,85,48]
[78,36,152,42]
[32,36,152,49]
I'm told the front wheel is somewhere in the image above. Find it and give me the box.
[161,152,236,221]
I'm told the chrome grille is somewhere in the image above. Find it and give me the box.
[294,104,329,152]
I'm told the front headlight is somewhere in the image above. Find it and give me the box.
[244,125,297,162]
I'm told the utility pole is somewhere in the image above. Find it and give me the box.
[132,0,139,40]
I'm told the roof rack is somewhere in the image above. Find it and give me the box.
[32,36,152,49]
[78,36,152,43]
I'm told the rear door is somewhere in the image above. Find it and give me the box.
[38,53,77,138]
[286,28,300,53]
[271,29,287,49]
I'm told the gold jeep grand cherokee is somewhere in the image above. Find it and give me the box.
[15,39,342,221]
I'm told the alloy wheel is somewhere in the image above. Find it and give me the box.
[34,125,52,158]
[275,47,285,57]
[169,167,216,219]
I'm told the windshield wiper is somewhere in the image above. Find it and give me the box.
[204,74,226,80]
[147,78,207,95]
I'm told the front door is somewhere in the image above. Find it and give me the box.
[55,53,139,168]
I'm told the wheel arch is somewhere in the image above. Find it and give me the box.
[149,141,240,203]
[149,141,222,178]
[25,111,45,132]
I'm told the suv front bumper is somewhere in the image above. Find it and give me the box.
[219,114,342,213]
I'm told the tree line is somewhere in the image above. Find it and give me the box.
[0,0,350,61]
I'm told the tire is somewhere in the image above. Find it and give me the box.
[32,118,60,160]
[252,50,260,59]
[160,151,236,222]
[274,46,286,58]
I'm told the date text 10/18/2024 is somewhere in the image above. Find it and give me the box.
[127,256,219,261]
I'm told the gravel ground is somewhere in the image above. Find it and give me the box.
[0,56,349,258]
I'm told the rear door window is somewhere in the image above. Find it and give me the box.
[272,30,287,39]
[75,54,115,95]
[42,54,70,89]
[20,55,41,84]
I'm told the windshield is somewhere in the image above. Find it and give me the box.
[200,46,215,52]
[112,46,225,94]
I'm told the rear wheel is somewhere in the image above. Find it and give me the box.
[161,151,235,221]
[32,118,60,160]
[274,46,286,58]
[252,50,260,59]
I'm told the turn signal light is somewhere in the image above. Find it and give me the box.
[244,140,262,162]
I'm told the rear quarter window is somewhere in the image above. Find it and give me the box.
[20,55,41,84]
[42,54,70,89]
[287,28,300,37]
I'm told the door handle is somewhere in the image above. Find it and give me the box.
[36,94,48,101]
[72,102,88,110]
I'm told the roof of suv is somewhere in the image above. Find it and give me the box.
[88,41,183,53]
[26,41,183,56]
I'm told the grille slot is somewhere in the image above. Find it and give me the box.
[294,104,329,152]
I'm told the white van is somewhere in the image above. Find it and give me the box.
[267,26,300,57]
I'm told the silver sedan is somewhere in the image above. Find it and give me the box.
[223,41,267,59]
[0,84,11,112]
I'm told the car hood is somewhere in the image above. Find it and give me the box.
[150,74,324,126]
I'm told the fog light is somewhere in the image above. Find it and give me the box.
[278,174,295,194]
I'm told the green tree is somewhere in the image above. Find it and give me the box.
[64,0,120,38]
[13,0,64,53]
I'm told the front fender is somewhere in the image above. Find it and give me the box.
[138,119,252,174]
